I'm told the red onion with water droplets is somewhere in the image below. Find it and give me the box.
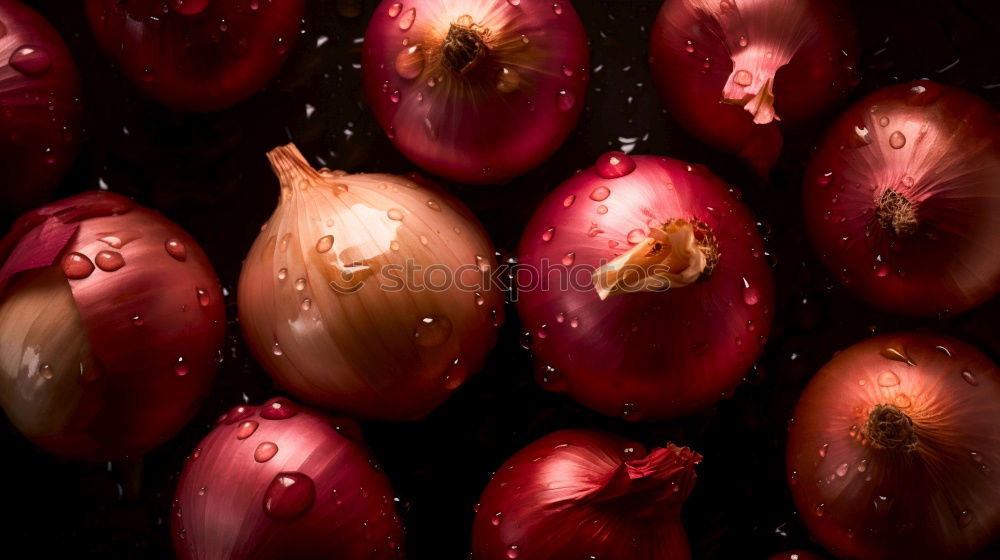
[238,144,504,420]
[362,0,589,183]
[84,0,305,112]
[0,191,225,460]
[0,0,81,213]
[803,81,1000,317]
[649,0,859,175]
[471,429,700,559]
[172,398,405,560]
[515,152,774,421]
[787,333,1000,560]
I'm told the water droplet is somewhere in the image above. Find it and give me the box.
[224,405,256,424]
[507,545,521,559]
[196,288,210,307]
[395,45,424,80]
[589,185,611,201]
[814,504,825,517]
[733,69,752,86]
[957,509,974,528]
[737,34,748,47]
[622,402,641,421]
[962,370,978,386]
[414,315,453,347]
[742,277,760,305]
[300,298,312,311]
[541,227,555,241]
[174,357,189,377]
[9,46,51,76]
[40,364,53,380]
[895,393,912,408]
[685,40,695,53]
[880,346,915,366]
[255,441,279,462]
[935,345,953,357]
[877,372,900,387]
[562,194,576,207]
[556,89,575,111]
[889,131,906,149]
[263,472,315,518]
[316,235,334,253]
[294,278,306,291]
[836,463,849,477]
[277,268,288,280]
[387,208,404,220]
[95,251,125,271]
[261,398,298,420]
[398,8,415,30]
[272,340,283,356]
[561,252,575,266]
[819,443,828,458]
[569,317,579,328]
[879,116,889,127]
[236,421,259,440]
[491,512,502,526]
[62,252,95,279]
[626,229,645,244]
[387,2,402,17]
[496,66,520,93]
[474,292,485,306]
[595,152,636,179]
[857,459,869,473]
[426,199,441,211]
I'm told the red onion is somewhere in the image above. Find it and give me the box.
[649,0,859,175]
[238,144,504,420]
[0,0,81,212]
[803,81,1000,317]
[362,0,589,183]
[787,333,1000,559]
[172,397,405,560]
[0,191,225,460]
[85,0,305,112]
[471,429,701,560]
[515,152,774,421]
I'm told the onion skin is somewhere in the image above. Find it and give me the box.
[172,398,405,560]
[0,0,81,213]
[787,333,1000,560]
[362,0,589,184]
[649,0,859,175]
[0,191,225,460]
[238,144,504,420]
[84,0,305,112]
[472,429,700,560]
[515,152,774,421]
[803,82,1000,317]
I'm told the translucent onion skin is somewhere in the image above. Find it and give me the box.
[472,429,701,560]
[172,398,405,560]
[0,0,81,213]
[515,152,774,421]
[84,0,305,112]
[238,144,504,420]
[0,191,225,460]
[803,82,1000,317]
[362,0,589,184]
[649,0,859,175]
[787,333,1000,560]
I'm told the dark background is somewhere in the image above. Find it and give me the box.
[4,0,1000,558]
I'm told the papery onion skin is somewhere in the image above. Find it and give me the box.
[84,0,305,112]
[649,0,859,175]
[0,191,225,460]
[172,398,405,560]
[787,333,1000,560]
[0,0,81,213]
[472,429,701,560]
[803,82,1000,317]
[238,144,504,420]
[515,152,774,421]
[362,0,589,184]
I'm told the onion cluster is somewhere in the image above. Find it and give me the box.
[0,191,225,460]
[238,144,505,420]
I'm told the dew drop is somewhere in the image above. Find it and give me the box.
[626,229,645,244]
[733,69,752,86]
[261,398,298,420]
[879,116,889,127]
[496,67,520,93]
[561,252,575,266]
[40,364,53,380]
[474,292,485,306]
[95,251,125,272]
[561,65,574,77]
[889,131,906,149]
[507,545,521,559]
[562,194,576,207]
[196,288,210,307]
[236,421,259,440]
[414,315,453,347]
[685,40,695,53]
[857,459,869,473]
[174,357,189,377]
[819,443,828,458]
[957,510,974,528]
[395,45,424,80]
[877,372,900,387]
[741,277,760,305]
[62,252,95,279]
[935,345,953,357]
[556,89,575,111]
[880,346,915,366]
[277,268,288,280]
[594,152,636,179]
[387,2,402,17]
[737,34,748,47]
[316,235,334,253]
[294,278,306,291]
[263,472,315,519]
[962,370,978,386]
[254,441,279,462]
[491,512,502,526]
[224,405,256,424]
[300,298,312,311]
[589,185,611,201]
[541,227,555,242]
[426,199,441,211]
[398,8,415,30]
[9,46,52,76]
[387,208,404,221]
[836,463,849,477]
[272,340,283,356]
[163,238,188,261]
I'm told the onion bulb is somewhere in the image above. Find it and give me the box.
[515,152,774,421]
[362,0,589,183]
[471,429,701,559]
[173,398,405,560]
[649,0,859,175]
[0,191,225,460]
[238,144,504,420]
[803,81,1000,317]
[787,333,1000,559]
[0,0,81,213]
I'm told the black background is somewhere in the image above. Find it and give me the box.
[4,0,1000,558]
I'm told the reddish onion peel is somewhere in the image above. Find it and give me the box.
[362,0,589,183]
[0,0,81,212]
[472,429,700,560]
[803,81,1000,317]
[0,191,225,460]
[650,0,859,174]
[516,152,774,421]
[172,398,405,560]
[787,333,1000,559]
[85,0,305,112]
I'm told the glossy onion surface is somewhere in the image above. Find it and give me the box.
[85,0,305,112]
[0,0,81,212]
[787,333,1000,559]
[362,0,589,183]
[650,0,858,175]
[0,191,225,460]
[472,429,701,560]
[238,144,504,420]
[172,398,405,560]
[516,152,774,421]
[803,81,1000,317]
